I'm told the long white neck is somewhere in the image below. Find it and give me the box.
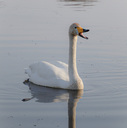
[68,34,80,82]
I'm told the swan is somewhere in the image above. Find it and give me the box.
[25,23,89,90]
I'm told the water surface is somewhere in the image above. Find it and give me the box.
[0,0,127,128]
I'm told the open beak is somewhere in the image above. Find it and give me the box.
[77,27,89,39]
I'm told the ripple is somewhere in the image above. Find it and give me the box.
[84,83,127,103]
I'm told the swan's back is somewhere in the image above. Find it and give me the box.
[25,61,70,88]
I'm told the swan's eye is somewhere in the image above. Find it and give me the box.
[75,27,77,29]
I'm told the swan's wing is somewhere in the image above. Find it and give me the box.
[37,61,68,80]
[56,61,68,70]
[25,61,69,88]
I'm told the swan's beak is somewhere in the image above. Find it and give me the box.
[77,27,89,39]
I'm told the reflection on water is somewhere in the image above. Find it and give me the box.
[59,0,97,8]
[23,81,83,128]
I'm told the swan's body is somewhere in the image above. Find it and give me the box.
[25,23,89,90]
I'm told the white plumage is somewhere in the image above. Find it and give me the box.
[25,61,69,88]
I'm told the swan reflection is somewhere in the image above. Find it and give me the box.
[59,0,97,7]
[23,81,84,128]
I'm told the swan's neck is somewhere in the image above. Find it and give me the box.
[68,34,79,82]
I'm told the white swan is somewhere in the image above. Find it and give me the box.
[25,23,89,90]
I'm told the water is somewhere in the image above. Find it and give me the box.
[0,0,127,128]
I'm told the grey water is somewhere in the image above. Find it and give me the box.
[0,0,127,128]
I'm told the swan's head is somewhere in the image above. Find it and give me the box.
[69,23,89,39]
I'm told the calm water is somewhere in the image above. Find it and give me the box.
[0,0,127,128]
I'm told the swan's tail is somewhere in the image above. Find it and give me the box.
[25,68,31,77]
